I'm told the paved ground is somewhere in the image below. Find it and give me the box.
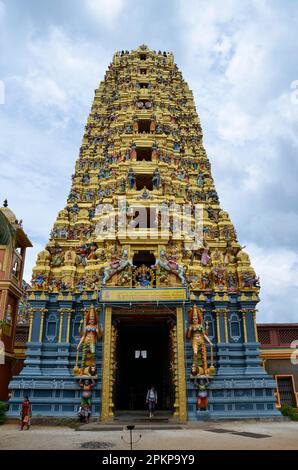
[0,420,297,450]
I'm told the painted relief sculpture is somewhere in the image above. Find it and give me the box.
[186,304,215,414]
[186,304,215,377]
[74,305,103,377]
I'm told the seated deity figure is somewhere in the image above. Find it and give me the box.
[139,272,150,286]
[64,248,76,265]
[135,265,152,287]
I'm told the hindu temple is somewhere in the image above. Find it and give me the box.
[8,46,280,420]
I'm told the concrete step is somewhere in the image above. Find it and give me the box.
[114,417,170,422]
[76,422,184,431]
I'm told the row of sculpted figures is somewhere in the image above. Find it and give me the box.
[32,244,259,292]
[73,303,214,379]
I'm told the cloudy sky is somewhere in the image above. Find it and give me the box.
[0,0,297,323]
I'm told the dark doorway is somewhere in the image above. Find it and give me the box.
[138,120,151,133]
[133,250,156,268]
[277,376,296,407]
[114,320,174,412]
[136,148,152,162]
[136,174,153,190]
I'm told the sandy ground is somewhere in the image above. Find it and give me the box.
[0,421,297,450]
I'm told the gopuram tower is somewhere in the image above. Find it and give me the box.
[9,46,279,420]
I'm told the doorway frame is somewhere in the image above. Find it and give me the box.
[275,374,298,408]
[101,305,187,421]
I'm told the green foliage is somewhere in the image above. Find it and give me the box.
[0,402,7,424]
[281,404,298,421]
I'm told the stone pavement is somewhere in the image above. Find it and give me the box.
[0,420,297,450]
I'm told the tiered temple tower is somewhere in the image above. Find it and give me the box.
[9,46,279,420]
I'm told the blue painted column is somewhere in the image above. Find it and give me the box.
[55,302,74,376]
[246,308,258,342]
[21,304,47,376]
[214,303,235,376]
[241,305,263,375]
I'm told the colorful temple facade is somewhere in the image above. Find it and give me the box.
[8,46,280,420]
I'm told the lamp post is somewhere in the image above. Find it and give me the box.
[121,425,142,451]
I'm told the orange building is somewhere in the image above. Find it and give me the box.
[0,200,32,400]
[258,323,298,409]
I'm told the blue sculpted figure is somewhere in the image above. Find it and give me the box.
[138,267,151,287]
[127,168,135,189]
[152,168,161,189]
[88,207,95,220]
[197,173,204,187]
[82,172,90,185]
[125,149,130,161]
[32,273,46,289]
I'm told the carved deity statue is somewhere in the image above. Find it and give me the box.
[186,305,214,376]
[127,168,136,189]
[153,249,187,285]
[50,243,64,267]
[102,248,134,285]
[74,305,103,376]
[152,168,161,189]
[64,248,76,265]
[79,379,95,408]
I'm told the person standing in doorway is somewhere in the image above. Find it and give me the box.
[146,386,157,418]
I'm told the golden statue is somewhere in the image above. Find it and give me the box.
[74,305,103,376]
[186,305,215,376]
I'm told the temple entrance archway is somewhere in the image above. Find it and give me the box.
[113,314,175,414]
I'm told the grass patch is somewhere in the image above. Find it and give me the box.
[281,405,298,421]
